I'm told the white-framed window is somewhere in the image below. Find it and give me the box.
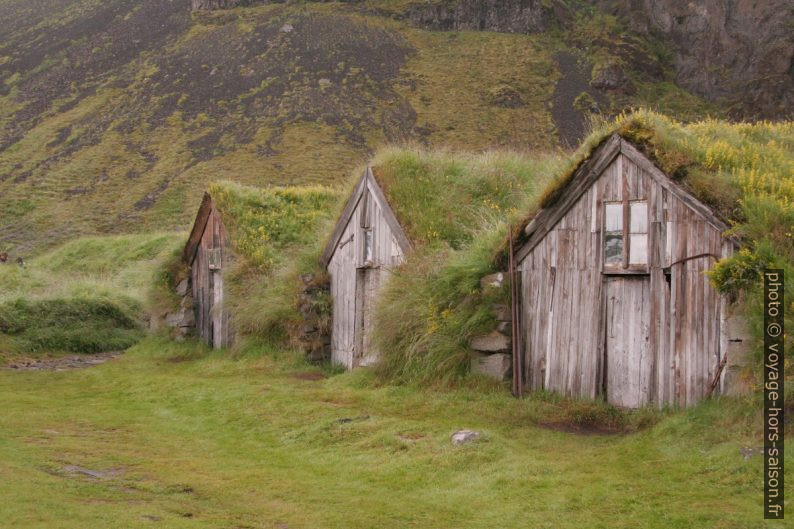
[603,199,648,272]
[363,228,373,264]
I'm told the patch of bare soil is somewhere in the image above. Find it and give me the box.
[62,465,125,480]
[4,351,122,371]
[538,420,623,436]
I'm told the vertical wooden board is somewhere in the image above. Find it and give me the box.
[601,156,620,202]
[211,270,223,349]
[527,257,539,388]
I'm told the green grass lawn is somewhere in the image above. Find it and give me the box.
[0,338,785,529]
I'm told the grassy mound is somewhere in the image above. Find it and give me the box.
[373,110,793,385]
[0,232,183,355]
[0,298,142,354]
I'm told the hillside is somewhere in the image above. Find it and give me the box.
[0,0,744,256]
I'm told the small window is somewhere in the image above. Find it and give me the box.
[208,248,222,270]
[603,203,623,265]
[629,201,648,265]
[362,228,373,264]
[603,199,648,271]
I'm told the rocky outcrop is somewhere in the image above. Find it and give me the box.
[405,0,565,34]
[590,63,634,95]
[190,0,276,11]
[588,0,794,119]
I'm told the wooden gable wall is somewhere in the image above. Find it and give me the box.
[518,143,734,408]
[189,202,233,349]
[327,174,407,370]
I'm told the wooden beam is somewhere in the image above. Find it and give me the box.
[183,192,214,265]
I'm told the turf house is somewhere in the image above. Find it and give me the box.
[514,132,749,408]
[181,182,337,350]
[183,192,234,349]
[321,167,412,369]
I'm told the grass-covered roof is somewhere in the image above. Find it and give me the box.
[515,111,793,253]
[360,148,564,250]
[196,181,338,272]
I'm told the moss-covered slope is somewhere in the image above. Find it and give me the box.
[0,0,717,256]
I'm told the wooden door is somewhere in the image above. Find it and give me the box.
[354,268,381,367]
[605,276,652,407]
[211,269,223,349]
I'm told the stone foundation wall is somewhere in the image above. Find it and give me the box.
[162,278,195,339]
[296,273,332,362]
[469,272,513,381]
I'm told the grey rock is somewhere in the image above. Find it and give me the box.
[164,310,183,328]
[180,295,193,310]
[180,308,195,328]
[471,352,512,380]
[480,272,505,290]
[496,321,512,335]
[175,279,189,297]
[492,304,511,322]
[739,446,764,460]
[487,85,526,108]
[406,0,557,34]
[470,331,510,353]
[451,429,481,445]
[590,0,794,119]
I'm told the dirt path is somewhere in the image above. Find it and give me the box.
[550,51,607,148]
[3,351,122,371]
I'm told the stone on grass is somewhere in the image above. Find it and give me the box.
[451,430,481,445]
[480,272,505,290]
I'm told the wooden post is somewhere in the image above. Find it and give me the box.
[509,225,523,398]
[705,352,728,399]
